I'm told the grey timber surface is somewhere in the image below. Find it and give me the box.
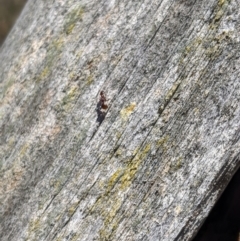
[0,0,240,240]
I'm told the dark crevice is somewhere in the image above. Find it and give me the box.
[175,154,240,241]
[192,165,240,241]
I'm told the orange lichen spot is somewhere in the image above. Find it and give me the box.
[120,102,136,120]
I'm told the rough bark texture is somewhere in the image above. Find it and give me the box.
[0,0,240,240]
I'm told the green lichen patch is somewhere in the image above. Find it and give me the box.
[179,37,202,66]
[68,70,80,82]
[204,31,233,59]
[156,135,169,153]
[114,148,122,158]
[62,86,78,105]
[0,77,15,99]
[99,198,122,240]
[26,218,42,240]
[210,0,230,28]
[169,157,183,174]
[49,166,72,196]
[46,39,64,66]
[86,75,94,85]
[64,6,84,35]
[68,201,81,217]
[158,80,182,116]
[36,38,64,82]
[39,67,50,79]
[179,27,232,72]
[88,144,151,240]
[61,85,79,111]
[179,0,231,66]
[120,144,151,190]
[107,169,123,191]
[19,143,29,157]
[165,81,181,103]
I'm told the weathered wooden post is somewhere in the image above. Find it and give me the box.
[0,0,239,240]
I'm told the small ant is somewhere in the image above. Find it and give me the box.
[97,91,108,110]
[96,91,108,124]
